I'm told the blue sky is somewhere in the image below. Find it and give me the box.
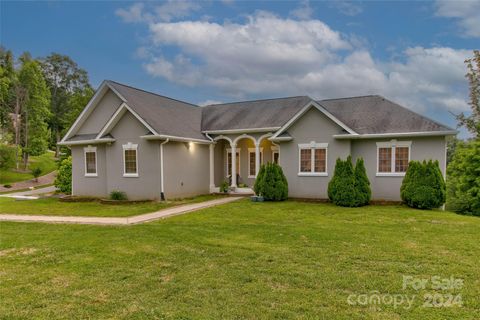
[2,1,479,134]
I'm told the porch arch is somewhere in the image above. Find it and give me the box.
[233,134,256,146]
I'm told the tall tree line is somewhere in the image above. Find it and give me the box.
[0,47,93,168]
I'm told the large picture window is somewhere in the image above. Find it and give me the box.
[84,146,97,177]
[298,142,328,176]
[123,143,138,177]
[376,141,411,176]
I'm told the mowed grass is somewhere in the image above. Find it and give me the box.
[0,200,479,319]
[0,194,222,217]
[0,152,58,184]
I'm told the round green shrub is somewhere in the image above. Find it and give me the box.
[54,156,72,194]
[400,160,446,209]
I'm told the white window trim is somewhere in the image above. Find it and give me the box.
[84,146,97,177]
[123,142,139,177]
[271,145,279,164]
[376,140,411,177]
[298,142,328,177]
[248,147,263,178]
[226,148,241,177]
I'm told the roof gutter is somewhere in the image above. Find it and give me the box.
[141,134,212,144]
[57,138,116,146]
[333,130,458,140]
[202,127,280,134]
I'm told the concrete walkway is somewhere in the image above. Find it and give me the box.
[0,196,242,225]
[0,185,57,197]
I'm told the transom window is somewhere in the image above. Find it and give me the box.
[248,148,263,178]
[123,143,138,177]
[298,142,328,176]
[84,146,97,177]
[226,149,240,177]
[376,141,411,176]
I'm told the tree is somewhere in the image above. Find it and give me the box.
[456,50,480,137]
[18,59,51,167]
[0,144,16,170]
[0,47,15,139]
[55,156,72,194]
[401,160,446,210]
[354,158,371,206]
[447,139,480,216]
[41,53,90,156]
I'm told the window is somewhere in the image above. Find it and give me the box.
[272,151,279,164]
[248,148,263,177]
[271,146,279,165]
[84,146,97,177]
[298,142,328,176]
[376,141,411,176]
[378,147,392,173]
[226,149,240,176]
[123,143,138,177]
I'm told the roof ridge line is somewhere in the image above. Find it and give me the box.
[319,94,380,102]
[205,95,311,107]
[106,80,200,108]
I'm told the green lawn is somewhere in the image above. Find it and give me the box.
[0,152,58,184]
[0,194,222,217]
[0,200,479,319]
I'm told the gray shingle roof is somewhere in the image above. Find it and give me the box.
[106,81,208,141]
[201,96,311,131]
[318,95,454,134]
[102,81,453,139]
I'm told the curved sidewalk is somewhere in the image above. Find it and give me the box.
[0,196,242,225]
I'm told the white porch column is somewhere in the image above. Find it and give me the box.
[209,143,215,192]
[231,143,237,188]
[255,142,260,176]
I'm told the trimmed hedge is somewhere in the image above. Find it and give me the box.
[400,160,446,209]
[328,156,371,207]
[254,162,288,201]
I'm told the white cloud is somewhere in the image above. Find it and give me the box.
[117,8,472,114]
[198,99,223,106]
[330,1,363,16]
[116,3,149,23]
[115,1,200,24]
[290,1,313,20]
[435,0,480,37]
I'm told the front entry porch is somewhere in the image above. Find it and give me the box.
[208,133,279,194]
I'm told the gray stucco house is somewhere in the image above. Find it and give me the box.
[59,80,456,201]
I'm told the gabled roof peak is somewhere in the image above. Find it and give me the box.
[105,80,199,108]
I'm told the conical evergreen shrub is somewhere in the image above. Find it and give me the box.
[328,158,343,201]
[254,162,288,200]
[254,164,266,196]
[400,160,446,209]
[328,156,357,206]
[354,158,371,206]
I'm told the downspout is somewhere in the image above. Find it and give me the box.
[160,138,169,201]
